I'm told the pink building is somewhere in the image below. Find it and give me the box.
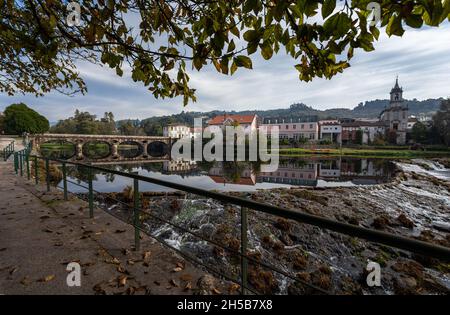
[259,117,319,141]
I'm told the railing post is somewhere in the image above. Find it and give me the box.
[88,166,94,218]
[26,155,30,180]
[133,177,140,251]
[241,206,248,295]
[19,153,23,177]
[62,162,68,201]
[34,156,38,184]
[14,153,18,174]
[45,158,50,192]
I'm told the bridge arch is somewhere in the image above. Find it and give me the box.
[118,141,144,158]
[39,140,76,160]
[148,141,169,157]
[82,140,112,160]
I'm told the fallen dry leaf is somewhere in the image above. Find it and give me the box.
[38,274,55,282]
[212,288,222,295]
[169,279,179,287]
[142,251,151,260]
[176,262,184,269]
[126,259,135,265]
[20,276,31,286]
[117,265,129,274]
[228,283,240,294]
[173,267,183,272]
[9,267,19,275]
[115,229,126,234]
[184,282,192,291]
[118,275,127,287]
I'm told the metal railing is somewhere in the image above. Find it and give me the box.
[2,141,14,161]
[12,150,450,295]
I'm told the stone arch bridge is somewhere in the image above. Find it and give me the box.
[33,134,172,161]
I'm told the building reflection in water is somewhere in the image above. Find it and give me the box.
[205,158,392,187]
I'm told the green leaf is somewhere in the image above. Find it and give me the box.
[322,0,335,19]
[234,55,253,69]
[260,42,273,60]
[230,61,238,75]
[405,14,423,28]
[243,30,259,42]
[323,13,352,37]
[386,15,404,36]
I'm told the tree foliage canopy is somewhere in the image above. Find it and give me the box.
[1,0,449,105]
[50,110,117,134]
[433,98,450,146]
[3,103,50,134]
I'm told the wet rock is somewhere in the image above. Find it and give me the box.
[432,221,450,233]
[289,189,328,206]
[199,223,216,239]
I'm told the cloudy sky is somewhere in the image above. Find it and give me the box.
[1,21,449,122]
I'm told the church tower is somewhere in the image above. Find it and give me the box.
[380,77,408,144]
[390,77,403,105]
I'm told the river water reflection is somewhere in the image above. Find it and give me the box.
[58,157,395,193]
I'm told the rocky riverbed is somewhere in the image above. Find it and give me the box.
[88,158,450,295]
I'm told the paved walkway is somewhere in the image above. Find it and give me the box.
[0,160,220,294]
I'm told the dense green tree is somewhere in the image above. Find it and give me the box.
[433,99,450,146]
[1,1,449,105]
[50,110,117,134]
[411,121,427,143]
[0,114,5,133]
[118,120,146,135]
[2,103,49,134]
[355,129,364,145]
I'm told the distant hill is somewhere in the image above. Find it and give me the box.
[117,98,444,135]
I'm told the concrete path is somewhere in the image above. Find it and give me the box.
[0,160,222,295]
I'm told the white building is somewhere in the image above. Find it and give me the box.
[207,114,258,135]
[319,120,342,144]
[380,77,409,144]
[163,124,191,139]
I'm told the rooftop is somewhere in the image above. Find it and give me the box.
[208,114,256,125]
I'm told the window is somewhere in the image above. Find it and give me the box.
[309,124,313,129]
[286,125,289,129]
[293,125,296,129]
[301,124,304,129]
